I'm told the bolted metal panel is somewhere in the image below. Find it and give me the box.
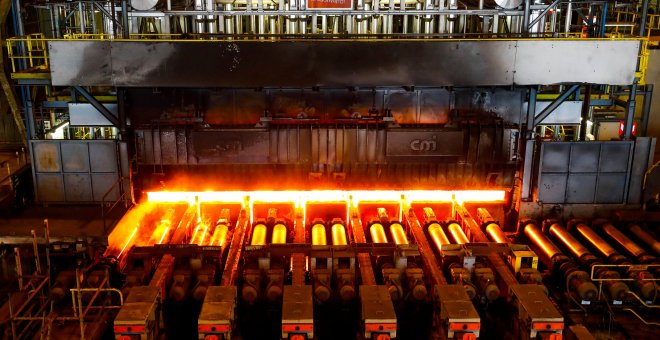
[539,143,570,173]
[33,141,61,172]
[566,174,597,203]
[31,140,121,203]
[89,142,118,172]
[49,41,112,86]
[63,173,93,202]
[61,143,90,172]
[537,141,636,204]
[35,173,64,202]
[92,173,120,201]
[596,174,627,203]
[633,137,656,204]
[514,40,640,85]
[569,143,600,173]
[68,103,119,126]
[599,143,632,173]
[538,174,568,204]
[160,128,178,164]
[49,40,639,87]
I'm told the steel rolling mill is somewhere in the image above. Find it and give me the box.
[4,0,660,339]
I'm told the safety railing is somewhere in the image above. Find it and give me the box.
[101,176,133,233]
[6,34,49,72]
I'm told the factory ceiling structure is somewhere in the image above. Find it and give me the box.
[1,0,660,339]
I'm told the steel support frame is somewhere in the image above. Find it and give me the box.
[527,0,562,31]
[532,84,580,127]
[72,86,120,127]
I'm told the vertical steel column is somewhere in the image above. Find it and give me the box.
[640,0,650,36]
[523,0,531,36]
[624,84,637,140]
[121,0,129,38]
[579,85,591,141]
[118,88,127,140]
[521,87,537,200]
[640,84,653,136]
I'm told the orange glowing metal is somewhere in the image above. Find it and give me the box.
[210,224,229,247]
[428,223,451,251]
[370,224,388,244]
[251,224,267,246]
[157,227,170,244]
[332,224,348,245]
[190,222,203,245]
[118,226,139,258]
[198,222,210,246]
[311,224,327,246]
[448,223,469,244]
[390,223,409,245]
[272,224,288,244]
[145,190,506,204]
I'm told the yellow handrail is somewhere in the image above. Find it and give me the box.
[6,33,49,72]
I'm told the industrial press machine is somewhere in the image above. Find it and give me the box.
[1,0,660,339]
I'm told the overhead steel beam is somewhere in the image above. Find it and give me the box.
[72,86,120,127]
[533,84,580,126]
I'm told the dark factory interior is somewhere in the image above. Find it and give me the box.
[2,0,660,339]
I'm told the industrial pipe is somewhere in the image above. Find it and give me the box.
[272,224,288,244]
[390,223,409,245]
[251,224,267,246]
[485,223,508,244]
[370,223,388,244]
[448,223,469,244]
[428,223,451,252]
[311,224,327,246]
[629,224,660,257]
[332,223,348,246]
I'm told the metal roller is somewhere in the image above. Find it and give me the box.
[524,224,562,261]
[311,224,327,246]
[251,224,267,246]
[272,223,287,244]
[332,223,348,246]
[548,224,591,260]
[549,223,629,300]
[390,223,409,245]
[602,224,650,260]
[370,223,388,244]
[629,224,660,256]
[485,223,508,244]
[448,223,469,244]
[575,224,622,261]
[428,223,451,252]
[210,224,229,247]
